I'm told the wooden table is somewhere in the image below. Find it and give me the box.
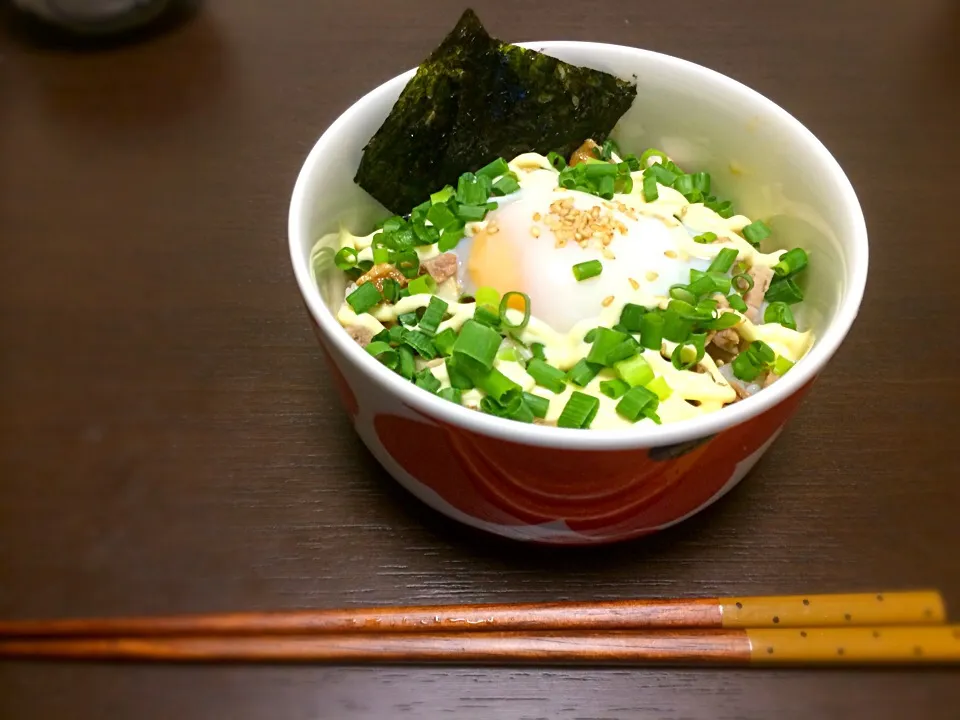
[2,1,959,717]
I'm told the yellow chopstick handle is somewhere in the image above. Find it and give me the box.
[748,626,960,663]
[720,591,944,628]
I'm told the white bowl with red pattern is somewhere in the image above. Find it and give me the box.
[288,41,868,544]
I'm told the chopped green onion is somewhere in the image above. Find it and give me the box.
[671,336,704,370]
[445,357,474,389]
[669,285,698,304]
[473,304,501,328]
[615,172,633,194]
[585,162,618,178]
[530,342,547,361]
[452,320,502,371]
[492,174,521,196]
[414,368,441,393]
[772,248,809,279]
[764,301,797,330]
[418,296,448,336]
[600,139,621,160]
[433,327,458,356]
[456,172,488,205]
[765,277,804,304]
[639,148,669,168]
[334,247,358,270]
[647,163,678,186]
[413,222,440,245]
[499,292,531,331]
[470,367,522,406]
[692,172,711,194]
[586,328,631,366]
[727,294,748,313]
[597,175,615,199]
[526,358,567,394]
[567,359,602,387]
[707,248,739,274]
[604,340,638,366]
[366,341,398,369]
[703,312,741,330]
[646,376,673,401]
[477,157,509,179]
[731,352,763,382]
[600,378,630,399]
[615,354,654,387]
[731,272,754,294]
[346,282,382,314]
[706,198,735,218]
[381,216,404,233]
[431,185,454,205]
[748,340,776,366]
[474,286,500,308]
[672,173,694,197]
[397,311,418,327]
[427,202,458,230]
[522,392,550,419]
[393,250,420,279]
[686,274,718,298]
[572,260,603,282]
[395,345,416,380]
[437,224,465,252]
[693,231,717,244]
[356,260,373,273]
[547,151,567,171]
[372,247,390,265]
[742,220,771,246]
[642,174,659,202]
[583,328,599,344]
[380,278,401,304]
[438,387,462,404]
[639,312,664,350]
[616,385,660,423]
[403,329,437,360]
[497,346,518,362]
[457,204,490,222]
[506,399,535,423]
[667,298,700,320]
[774,355,795,376]
[557,391,600,429]
[406,274,436,296]
[386,325,406,345]
[623,154,641,171]
[619,303,647,333]
[661,309,693,343]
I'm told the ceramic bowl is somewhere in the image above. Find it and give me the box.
[288,41,868,544]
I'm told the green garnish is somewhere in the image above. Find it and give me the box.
[764,301,797,330]
[772,248,809,278]
[346,283,382,314]
[599,378,630,399]
[742,220,771,246]
[646,376,673,401]
[526,358,567,394]
[567,358,602,387]
[572,260,603,282]
[402,329,437,360]
[499,292,531,331]
[334,247,358,270]
[557,391,600,429]
[406,274,437,296]
[522,392,550,419]
[417,296,448,336]
[616,385,660,424]
[765,277,804,304]
[366,341,398,369]
[639,312,664,350]
[396,345,416,379]
[707,248,739,274]
[452,319,501,371]
[438,387,462,404]
[615,354,654,387]
[414,368,441,393]
[433,327,458,356]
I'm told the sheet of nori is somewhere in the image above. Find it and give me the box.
[354,9,637,215]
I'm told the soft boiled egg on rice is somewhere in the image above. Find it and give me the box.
[451,180,709,333]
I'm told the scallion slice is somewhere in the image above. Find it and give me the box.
[669,285,698,305]
[445,357,475,390]
[418,296,448,336]
[392,250,420,279]
[346,282,382,314]
[642,174,659,202]
[599,378,630,399]
[403,329,437,360]
[365,341,398,369]
[547,151,567,171]
[474,286,500,308]
[426,202,458,230]
[661,309,693,343]
[692,172,711,194]
[639,312,664,350]
[431,186,454,205]
[437,224,465,252]
[693,231,717,244]
[772,248,808,278]
[457,204,490,222]
[615,354,654,387]
[586,328,630,366]
[406,274,436,296]
[764,301,797,330]
[646,376,673,401]
[572,260,603,282]
[473,304,501,328]
[742,220,771,246]
[380,278,401,304]
[639,148,669,168]
[616,385,660,423]
[499,292,531,331]
[774,355,795,376]
[452,320,501,371]
[765,277,804,304]
[395,345,416,380]
[414,368,441,393]
[470,367,522,406]
[567,359,602,387]
[437,387,462,404]
[526,358,567,394]
[492,174,521,196]
[522,392,550,419]
[707,247,739,274]
[727,293,748,313]
[334,247,358,270]
[530,342,547,361]
[732,272,754,294]
[557,391,600,429]
[619,303,647,333]
[585,162,618,178]
[477,157,509,179]
[433,327,457,356]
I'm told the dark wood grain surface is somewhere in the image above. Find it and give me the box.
[2,0,959,717]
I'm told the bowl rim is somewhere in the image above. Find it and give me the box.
[288,40,868,451]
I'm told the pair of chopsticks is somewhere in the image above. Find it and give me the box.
[1,591,957,666]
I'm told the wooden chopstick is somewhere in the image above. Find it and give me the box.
[2,627,959,665]
[0,591,944,638]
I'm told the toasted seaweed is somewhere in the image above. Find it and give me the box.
[354,9,637,215]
